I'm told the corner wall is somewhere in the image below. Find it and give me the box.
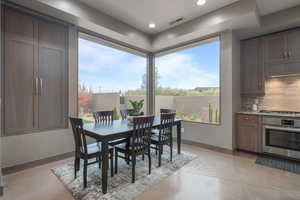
[180,31,240,150]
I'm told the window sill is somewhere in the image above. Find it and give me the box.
[182,119,221,126]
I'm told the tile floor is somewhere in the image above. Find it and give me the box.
[1,144,300,200]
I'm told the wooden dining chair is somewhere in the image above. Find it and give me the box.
[69,117,114,188]
[160,109,176,114]
[114,115,154,183]
[150,113,175,167]
[93,110,129,147]
[93,111,114,122]
[120,109,134,120]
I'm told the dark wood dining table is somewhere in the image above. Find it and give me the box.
[83,117,182,194]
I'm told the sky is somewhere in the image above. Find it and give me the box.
[79,38,220,93]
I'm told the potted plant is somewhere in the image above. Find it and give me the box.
[127,99,144,124]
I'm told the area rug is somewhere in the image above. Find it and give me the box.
[256,155,300,174]
[52,149,197,200]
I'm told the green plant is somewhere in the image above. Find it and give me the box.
[129,99,144,116]
[189,113,198,121]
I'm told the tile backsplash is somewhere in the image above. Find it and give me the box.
[242,76,300,112]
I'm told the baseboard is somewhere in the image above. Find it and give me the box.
[180,139,234,154]
[2,152,74,175]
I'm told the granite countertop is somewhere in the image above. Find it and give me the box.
[236,111,300,118]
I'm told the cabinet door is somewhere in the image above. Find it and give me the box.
[4,8,37,135]
[241,39,264,95]
[38,20,68,130]
[237,125,258,152]
[237,115,259,152]
[286,29,300,62]
[265,63,286,77]
[264,34,286,63]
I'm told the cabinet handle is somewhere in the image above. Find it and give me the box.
[283,51,288,59]
[288,51,292,59]
[39,78,43,96]
[35,77,39,95]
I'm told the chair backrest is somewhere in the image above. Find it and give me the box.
[120,109,134,120]
[159,113,176,142]
[93,111,114,122]
[160,109,176,114]
[131,115,154,155]
[69,117,88,154]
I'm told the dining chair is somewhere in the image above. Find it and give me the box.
[69,117,114,188]
[93,111,129,149]
[114,115,154,183]
[160,109,176,114]
[93,111,114,122]
[150,113,175,167]
[120,109,134,120]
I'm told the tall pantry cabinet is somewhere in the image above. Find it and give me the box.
[3,7,68,136]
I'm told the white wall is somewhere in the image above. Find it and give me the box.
[152,0,258,52]
[180,31,240,150]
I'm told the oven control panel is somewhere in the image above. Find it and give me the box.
[263,117,300,128]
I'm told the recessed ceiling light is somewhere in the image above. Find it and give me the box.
[149,23,156,28]
[197,0,206,6]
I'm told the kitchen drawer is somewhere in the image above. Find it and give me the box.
[238,114,258,126]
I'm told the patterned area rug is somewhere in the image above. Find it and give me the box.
[52,149,197,200]
[256,155,300,174]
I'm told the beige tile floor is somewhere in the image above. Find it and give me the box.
[1,144,300,200]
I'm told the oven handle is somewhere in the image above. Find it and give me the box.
[264,125,300,133]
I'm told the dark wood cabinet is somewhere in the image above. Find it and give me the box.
[241,38,265,95]
[38,20,68,130]
[264,33,286,64]
[264,29,300,77]
[3,7,68,136]
[236,114,262,153]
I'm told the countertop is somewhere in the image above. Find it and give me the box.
[236,111,300,118]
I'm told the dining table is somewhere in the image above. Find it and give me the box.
[83,117,182,194]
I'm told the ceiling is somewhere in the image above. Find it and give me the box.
[256,0,300,16]
[78,0,239,34]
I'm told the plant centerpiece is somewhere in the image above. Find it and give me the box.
[127,99,144,124]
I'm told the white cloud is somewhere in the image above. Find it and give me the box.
[156,52,219,89]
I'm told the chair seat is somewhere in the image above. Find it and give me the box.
[80,143,113,157]
[109,138,129,146]
[151,129,159,135]
[115,142,131,152]
[150,134,170,144]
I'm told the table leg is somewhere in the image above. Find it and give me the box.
[101,141,108,194]
[177,122,181,154]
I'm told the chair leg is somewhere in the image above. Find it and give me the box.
[74,157,79,179]
[148,148,152,175]
[142,154,145,160]
[99,155,101,169]
[110,151,114,177]
[158,144,162,167]
[155,145,158,155]
[170,139,173,162]
[132,156,136,183]
[115,151,118,174]
[83,159,88,188]
[126,153,130,165]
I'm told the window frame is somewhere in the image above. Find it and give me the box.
[153,36,222,125]
[77,32,150,118]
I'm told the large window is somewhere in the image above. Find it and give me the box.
[78,37,147,122]
[155,39,220,124]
